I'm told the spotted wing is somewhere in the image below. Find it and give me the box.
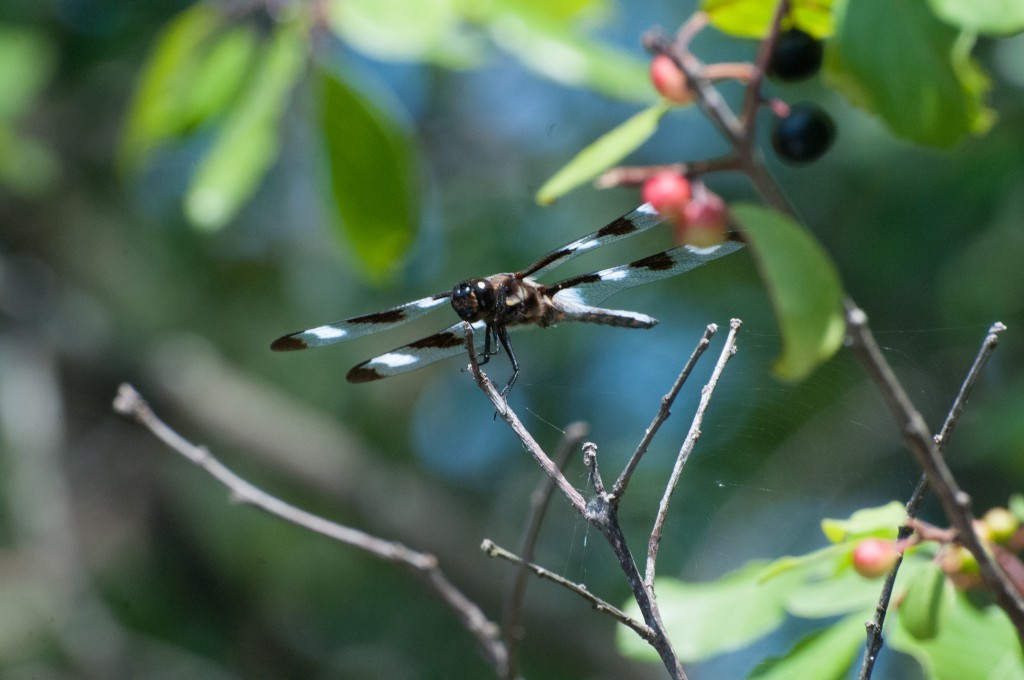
[521,203,667,280]
[546,238,744,310]
[345,321,490,383]
[271,292,451,351]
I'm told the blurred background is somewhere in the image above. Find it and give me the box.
[1,0,1023,678]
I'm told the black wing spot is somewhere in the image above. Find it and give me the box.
[597,215,639,238]
[271,335,309,351]
[632,251,675,271]
[350,308,408,324]
[347,365,386,383]
[409,332,464,350]
[545,272,601,296]
[526,248,572,274]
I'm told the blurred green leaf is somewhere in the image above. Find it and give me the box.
[536,101,669,204]
[748,614,865,680]
[325,0,482,66]
[730,204,845,382]
[0,25,59,195]
[784,564,890,618]
[122,5,229,170]
[184,20,306,230]
[890,591,1024,679]
[702,0,834,39]
[926,0,1024,36]
[825,0,994,147]
[820,501,906,544]
[318,67,418,281]
[620,561,801,662]
[484,5,654,103]
[0,24,57,121]
[898,560,953,641]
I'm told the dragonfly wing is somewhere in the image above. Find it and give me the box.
[271,292,451,351]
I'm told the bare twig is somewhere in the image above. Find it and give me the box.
[646,319,742,587]
[583,441,606,496]
[463,324,587,513]
[612,323,718,504]
[482,539,654,643]
[464,325,687,678]
[859,321,1008,679]
[503,422,588,680]
[113,383,510,676]
[844,306,1024,645]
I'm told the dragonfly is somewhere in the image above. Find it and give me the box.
[271,203,744,395]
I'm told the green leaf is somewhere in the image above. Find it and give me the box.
[318,67,418,281]
[820,502,906,544]
[536,101,670,204]
[730,204,845,381]
[926,0,1024,36]
[748,614,866,680]
[325,0,482,67]
[889,591,1024,679]
[702,0,835,39]
[898,560,953,641]
[0,25,56,121]
[785,565,890,619]
[825,0,994,147]
[484,6,654,103]
[183,20,306,230]
[619,561,801,662]
[119,5,247,171]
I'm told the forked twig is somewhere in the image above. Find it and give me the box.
[858,322,1009,679]
[612,323,718,504]
[112,383,510,675]
[646,318,742,587]
[463,323,688,679]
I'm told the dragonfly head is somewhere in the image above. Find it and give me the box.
[451,278,496,322]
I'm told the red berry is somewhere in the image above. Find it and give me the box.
[852,538,898,579]
[650,54,692,105]
[678,193,727,247]
[642,173,692,217]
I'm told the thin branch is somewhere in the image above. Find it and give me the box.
[482,539,655,643]
[112,383,510,676]
[503,422,588,680]
[612,323,718,505]
[462,324,587,512]
[583,441,606,496]
[844,305,1024,645]
[738,0,790,132]
[464,326,687,678]
[646,319,742,587]
[859,321,1008,679]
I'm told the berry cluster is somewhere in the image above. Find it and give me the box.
[767,29,834,164]
[648,27,835,166]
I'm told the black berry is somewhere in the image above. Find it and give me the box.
[771,103,835,164]
[767,29,824,82]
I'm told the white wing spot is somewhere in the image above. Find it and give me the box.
[637,202,657,215]
[416,297,448,309]
[310,325,347,340]
[600,269,630,281]
[372,352,419,368]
